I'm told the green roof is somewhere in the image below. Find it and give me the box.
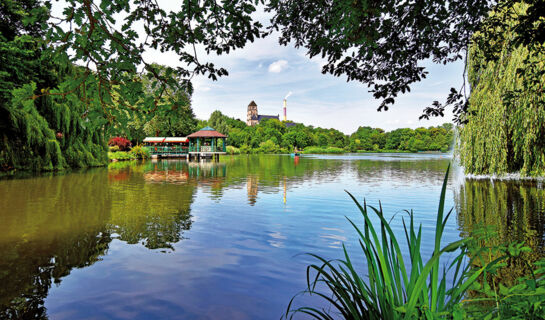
[199,126,216,131]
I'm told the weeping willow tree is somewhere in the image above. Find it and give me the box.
[458,3,545,176]
[0,66,108,172]
[0,1,107,172]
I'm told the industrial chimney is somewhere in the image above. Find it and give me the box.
[283,99,287,121]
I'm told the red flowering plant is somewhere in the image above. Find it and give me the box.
[108,137,132,151]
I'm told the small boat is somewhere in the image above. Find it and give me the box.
[290,153,300,157]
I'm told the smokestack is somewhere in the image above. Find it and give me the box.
[283,99,287,121]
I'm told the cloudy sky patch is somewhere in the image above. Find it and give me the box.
[268,60,289,73]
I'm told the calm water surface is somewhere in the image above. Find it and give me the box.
[0,154,543,319]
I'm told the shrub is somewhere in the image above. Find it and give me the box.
[108,137,132,151]
[129,145,150,159]
[257,140,279,154]
[226,145,241,155]
[303,146,345,154]
[108,151,134,161]
[239,144,251,154]
[109,145,120,152]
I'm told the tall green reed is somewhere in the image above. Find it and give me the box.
[284,165,499,319]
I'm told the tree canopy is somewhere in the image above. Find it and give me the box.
[22,0,544,124]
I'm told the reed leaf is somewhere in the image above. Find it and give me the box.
[284,165,496,319]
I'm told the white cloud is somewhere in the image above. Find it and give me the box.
[268,60,289,73]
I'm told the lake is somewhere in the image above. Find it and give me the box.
[0,154,543,319]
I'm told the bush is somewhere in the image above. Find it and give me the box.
[108,137,132,151]
[303,146,345,154]
[109,145,120,152]
[226,145,241,155]
[257,140,280,154]
[108,151,134,161]
[239,144,251,154]
[129,145,150,159]
[325,147,344,154]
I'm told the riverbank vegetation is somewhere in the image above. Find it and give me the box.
[108,145,150,161]
[202,111,454,154]
[0,2,199,173]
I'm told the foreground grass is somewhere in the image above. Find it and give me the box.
[285,165,544,319]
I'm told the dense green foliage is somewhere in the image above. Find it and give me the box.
[348,124,453,153]
[203,111,454,153]
[119,64,198,142]
[458,3,545,176]
[0,1,103,170]
[0,2,197,171]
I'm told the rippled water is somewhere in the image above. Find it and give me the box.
[0,154,543,319]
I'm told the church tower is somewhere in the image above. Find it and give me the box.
[247,100,259,126]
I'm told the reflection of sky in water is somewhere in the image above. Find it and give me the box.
[0,154,542,319]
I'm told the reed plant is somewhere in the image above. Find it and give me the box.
[285,165,499,319]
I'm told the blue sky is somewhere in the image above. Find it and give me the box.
[138,3,466,134]
[181,38,463,134]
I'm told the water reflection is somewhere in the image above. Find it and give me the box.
[0,165,196,317]
[455,179,545,285]
[0,171,113,318]
[0,154,543,319]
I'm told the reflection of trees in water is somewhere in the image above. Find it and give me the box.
[226,156,451,204]
[108,169,195,250]
[0,231,111,319]
[350,159,450,184]
[455,179,545,286]
[139,156,451,205]
[0,167,196,317]
[0,171,113,318]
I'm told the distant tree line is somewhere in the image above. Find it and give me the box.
[202,111,454,153]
